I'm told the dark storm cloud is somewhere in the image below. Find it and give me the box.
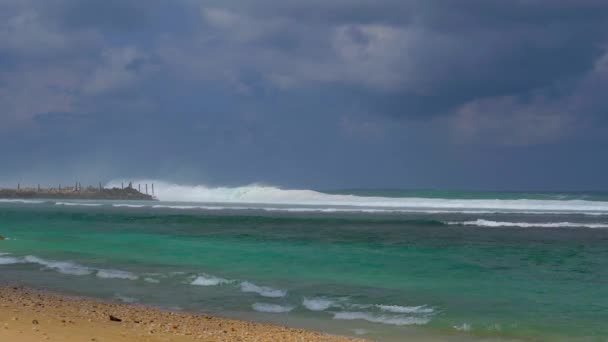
[1,0,608,189]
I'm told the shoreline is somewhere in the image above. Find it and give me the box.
[0,285,366,342]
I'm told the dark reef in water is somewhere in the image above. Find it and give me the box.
[0,186,155,201]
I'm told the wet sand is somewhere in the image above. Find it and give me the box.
[0,286,367,342]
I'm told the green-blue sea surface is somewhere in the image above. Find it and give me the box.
[0,196,607,341]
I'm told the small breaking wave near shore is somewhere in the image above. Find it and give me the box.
[0,252,434,327]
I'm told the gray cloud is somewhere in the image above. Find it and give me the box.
[1,0,608,188]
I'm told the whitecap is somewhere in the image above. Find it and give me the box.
[112,204,146,208]
[240,281,287,298]
[0,199,45,204]
[0,255,22,265]
[302,297,335,311]
[376,304,434,314]
[333,312,430,326]
[454,323,472,332]
[24,255,93,276]
[55,202,103,207]
[106,180,608,215]
[96,269,139,280]
[448,219,608,229]
[252,303,294,313]
[143,277,160,284]
[152,205,199,210]
[191,274,233,286]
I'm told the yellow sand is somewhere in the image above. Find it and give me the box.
[0,286,367,342]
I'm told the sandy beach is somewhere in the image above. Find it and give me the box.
[0,286,366,342]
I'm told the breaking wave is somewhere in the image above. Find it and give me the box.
[252,303,295,313]
[0,254,140,279]
[240,281,287,298]
[24,255,94,276]
[376,304,434,314]
[96,269,139,280]
[55,202,103,207]
[333,312,431,326]
[0,199,45,204]
[106,180,608,214]
[302,297,336,311]
[112,204,146,208]
[0,255,22,265]
[191,274,233,286]
[448,219,608,229]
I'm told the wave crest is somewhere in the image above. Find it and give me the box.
[448,219,608,229]
[240,281,287,298]
[333,312,430,326]
[107,180,608,214]
[191,274,233,286]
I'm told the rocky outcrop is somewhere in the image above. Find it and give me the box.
[0,187,155,201]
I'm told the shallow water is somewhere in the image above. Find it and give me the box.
[0,195,607,341]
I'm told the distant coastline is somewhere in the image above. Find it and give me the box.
[0,183,155,201]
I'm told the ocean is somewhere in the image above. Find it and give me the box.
[1,183,608,341]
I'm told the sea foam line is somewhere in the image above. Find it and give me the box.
[112,204,146,208]
[55,202,103,207]
[240,281,287,298]
[191,274,233,286]
[447,219,608,229]
[376,304,434,314]
[252,303,295,313]
[333,312,431,326]
[0,199,45,204]
[302,297,336,311]
[105,180,608,215]
[0,254,139,279]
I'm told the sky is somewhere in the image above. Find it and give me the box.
[1,0,608,190]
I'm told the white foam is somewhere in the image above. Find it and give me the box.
[0,255,22,265]
[302,297,335,311]
[353,329,368,335]
[449,219,608,229]
[143,277,160,284]
[1,254,141,281]
[0,199,45,204]
[376,304,434,314]
[24,255,94,276]
[191,274,233,286]
[112,204,146,208]
[115,294,138,303]
[333,312,431,326]
[55,202,103,207]
[96,269,139,280]
[252,303,294,313]
[454,323,472,332]
[152,205,199,210]
[240,281,287,298]
[106,180,608,215]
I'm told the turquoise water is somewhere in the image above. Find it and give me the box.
[1,193,608,341]
[329,189,608,202]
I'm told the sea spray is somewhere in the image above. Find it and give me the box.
[106,180,608,214]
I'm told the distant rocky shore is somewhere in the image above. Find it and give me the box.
[0,185,155,201]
